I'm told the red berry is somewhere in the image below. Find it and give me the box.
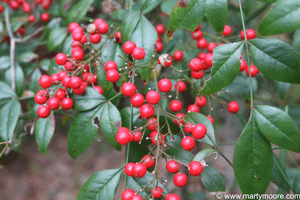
[132,47,145,60]
[84,73,97,85]
[174,113,184,126]
[207,42,217,53]
[116,127,131,145]
[141,155,155,168]
[72,47,84,61]
[197,38,207,49]
[134,132,142,142]
[240,29,256,40]
[9,1,19,10]
[73,82,87,95]
[132,163,147,178]
[35,89,49,104]
[198,52,206,60]
[192,124,207,139]
[0,5,3,13]
[227,101,240,113]
[146,90,160,105]
[58,71,68,81]
[68,22,80,33]
[173,172,188,187]
[72,31,83,41]
[181,136,195,151]
[47,97,60,110]
[71,41,81,48]
[222,25,232,36]
[106,69,120,83]
[39,75,52,88]
[90,33,101,44]
[170,100,182,112]
[121,189,135,200]
[240,60,248,72]
[191,70,204,79]
[115,31,122,44]
[158,54,172,67]
[206,115,214,124]
[189,161,203,176]
[155,41,164,52]
[62,76,71,88]
[245,65,259,77]
[195,24,202,30]
[80,35,88,44]
[93,86,104,95]
[131,194,143,200]
[94,18,109,34]
[131,93,145,107]
[151,186,163,198]
[37,105,51,118]
[70,76,82,89]
[124,163,135,176]
[166,193,181,200]
[166,160,180,174]
[191,30,202,40]
[184,123,194,133]
[41,13,50,22]
[21,2,31,13]
[147,118,157,131]
[64,62,73,72]
[158,78,172,93]
[189,58,202,72]
[121,82,136,97]
[204,53,213,67]
[155,24,165,35]
[139,104,155,119]
[51,73,60,84]
[61,98,73,110]
[150,131,165,145]
[196,96,207,107]
[173,50,184,61]
[187,104,199,113]
[174,81,186,93]
[123,41,136,55]
[28,15,36,23]
[55,89,66,101]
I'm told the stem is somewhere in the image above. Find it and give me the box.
[129,0,133,13]
[0,139,12,158]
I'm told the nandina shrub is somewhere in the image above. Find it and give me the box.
[1,0,300,199]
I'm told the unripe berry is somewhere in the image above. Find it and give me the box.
[173,172,188,187]
[158,78,172,93]
[227,101,240,113]
[192,124,207,139]
[145,90,160,105]
[181,136,195,151]
[166,160,180,174]
[189,161,203,176]
[61,98,73,110]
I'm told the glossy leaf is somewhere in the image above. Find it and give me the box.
[29,68,42,91]
[120,11,141,43]
[139,0,163,14]
[201,166,226,192]
[161,0,177,15]
[225,74,258,95]
[233,113,273,194]
[5,64,24,96]
[0,56,11,70]
[99,103,122,151]
[166,0,205,42]
[194,149,217,162]
[101,40,127,69]
[0,99,21,142]
[67,0,94,23]
[62,36,73,55]
[18,52,38,63]
[35,113,55,155]
[0,81,16,100]
[258,0,300,36]
[254,105,300,153]
[205,0,228,33]
[184,112,216,147]
[293,29,300,51]
[120,107,140,128]
[256,0,276,2]
[249,39,300,83]
[47,27,67,51]
[201,42,244,95]
[96,67,113,93]
[77,168,123,200]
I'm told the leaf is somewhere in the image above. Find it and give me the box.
[99,103,122,151]
[120,11,141,43]
[0,81,16,100]
[205,0,228,33]
[40,59,51,71]
[35,113,55,155]
[293,29,300,51]
[67,0,94,23]
[258,0,300,36]
[200,42,244,95]
[29,68,42,91]
[257,0,277,2]
[5,63,24,96]
[18,52,38,63]
[71,87,106,111]
[184,112,216,147]
[0,99,21,142]
[0,56,11,70]
[254,105,300,153]
[101,40,127,68]
[166,0,205,42]
[96,67,113,92]
[201,166,226,192]
[139,0,163,14]
[225,74,258,95]
[47,27,67,51]
[194,149,217,162]
[77,168,123,200]
[68,107,101,159]
[249,39,300,83]
[62,36,73,55]
[120,107,140,128]
[161,0,177,15]
[233,113,273,195]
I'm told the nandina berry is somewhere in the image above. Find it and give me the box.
[41,12,50,22]
[204,53,213,67]
[245,65,259,77]
[202,64,210,70]
[72,31,83,41]
[189,161,203,176]
[155,41,164,52]
[240,29,256,40]
[141,155,155,168]
[146,90,160,105]
[184,122,194,133]
[207,42,217,53]
[131,93,145,107]
[189,58,202,72]
[156,24,165,35]
[191,30,202,40]
[222,25,232,36]
[61,98,73,110]
[191,70,204,79]
[158,78,172,93]
[124,162,135,176]
[121,189,135,200]
[197,38,207,49]
[62,76,71,88]
[70,76,82,89]
[55,89,66,101]
[94,18,109,34]
[227,101,240,113]
[116,127,131,145]
[93,86,104,95]
[132,163,147,178]
[17,27,26,36]
[115,31,121,44]
[37,105,51,118]
[170,100,182,112]
[195,24,202,30]
[240,60,247,71]
[0,5,3,14]
[84,73,97,85]
[73,82,87,95]
[9,1,19,10]
[147,118,157,131]
[71,41,82,48]
[174,81,186,93]
[64,62,73,72]
[90,33,101,44]
[192,124,207,139]
[151,186,163,198]
[106,69,120,83]
[132,47,145,60]
[80,35,87,44]
[173,50,184,61]
[28,15,36,23]
[158,54,172,67]
[68,22,80,33]
[131,194,143,200]
[150,131,165,145]
[166,193,180,200]
[123,41,136,55]
[139,104,155,119]
[39,75,52,88]
[198,52,206,60]
[21,2,31,13]
[71,47,84,61]
[121,82,136,97]
[174,113,184,126]
[166,160,180,174]
[134,132,142,142]
[181,136,195,151]
[173,172,188,187]
[207,115,214,124]
[47,97,60,110]
[58,71,68,81]
[196,96,207,107]
[187,104,200,113]
[35,89,49,104]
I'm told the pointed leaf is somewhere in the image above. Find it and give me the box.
[120,107,140,129]
[205,0,228,33]
[201,166,226,192]
[0,81,16,100]
[194,149,217,162]
[101,40,127,68]
[5,63,25,96]
[67,0,94,23]
[0,56,10,70]
[18,52,38,63]
[120,11,141,43]
[47,27,67,51]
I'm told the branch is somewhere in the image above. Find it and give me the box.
[14,26,45,43]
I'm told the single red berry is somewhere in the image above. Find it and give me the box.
[198,52,207,60]
[158,78,172,93]
[116,127,131,145]
[58,71,68,81]
[96,20,109,34]
[123,41,136,55]
[68,22,80,33]
[240,29,256,40]
[192,124,207,139]
[184,123,194,133]
[181,136,195,151]
[21,2,31,13]
[191,70,204,79]
[62,76,71,88]
[245,65,259,77]
[115,31,122,44]
[240,60,248,72]
[72,31,83,41]
[227,101,240,113]
[197,38,207,49]
[37,105,51,118]
[121,82,136,97]
[28,15,36,23]
[129,133,135,143]
[147,118,157,131]
[121,189,135,200]
[189,161,203,176]
[155,41,164,52]
[106,69,120,83]
[173,50,184,61]
[124,163,135,176]
[71,41,82,48]
[17,27,26,36]
[9,1,19,10]
[50,73,60,85]
[173,172,188,187]
[90,33,101,44]
[222,25,232,36]
[132,47,145,60]
[187,104,199,113]
[64,62,73,72]
[170,100,182,112]
[166,160,180,174]
[93,86,104,95]
[71,47,84,61]
[47,97,60,110]
[139,104,155,119]
[141,155,155,168]
[61,98,73,110]
[146,90,160,105]
[150,131,165,145]
[155,24,165,35]
[40,13,50,22]
[55,89,66,101]
[207,42,217,53]
[134,132,142,142]
[206,115,214,124]
[151,186,163,198]
[131,93,145,107]
[202,64,210,70]
[39,75,52,88]
[204,53,213,67]
[35,89,49,104]
[132,163,147,178]
[191,30,202,40]
[70,76,82,89]
[84,73,97,85]
[80,35,88,44]
[0,5,3,14]
[131,194,143,200]
[174,113,184,126]
[73,82,87,95]
[196,96,207,107]
[189,58,202,72]
[158,54,172,67]
[166,193,181,200]
[174,81,186,93]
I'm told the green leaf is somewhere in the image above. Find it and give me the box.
[29,68,42,91]
[5,63,24,96]
[35,113,55,155]
[101,40,127,68]
[194,149,217,162]
[11,16,27,32]
[161,0,177,15]
[120,107,140,128]
[249,39,300,83]
[233,113,273,195]
[77,168,123,200]
[0,99,21,142]
[254,105,300,153]
[110,9,129,20]
[139,0,163,14]
[0,56,11,70]
[0,81,16,100]
[256,0,276,2]
[18,52,38,63]
[258,0,300,36]
[47,27,67,51]
[184,112,216,147]
[205,0,228,33]
[201,166,226,192]
[166,0,205,42]
[120,11,141,43]
[96,67,113,92]
[225,74,258,95]
[200,42,244,95]
[40,59,51,71]
[71,87,106,111]
[68,107,101,159]
[67,0,94,23]
[293,29,300,51]
[62,36,73,55]
[99,103,122,151]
